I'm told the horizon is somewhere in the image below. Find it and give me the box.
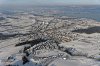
[0,0,100,6]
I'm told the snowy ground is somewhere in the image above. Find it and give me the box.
[0,14,100,66]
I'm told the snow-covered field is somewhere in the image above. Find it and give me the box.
[0,13,100,66]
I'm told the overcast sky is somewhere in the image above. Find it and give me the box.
[0,0,100,5]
